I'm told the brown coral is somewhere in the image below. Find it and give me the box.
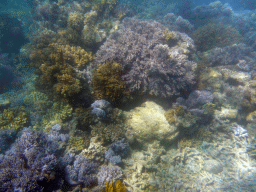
[30,31,93,102]
[192,23,243,52]
[92,61,131,105]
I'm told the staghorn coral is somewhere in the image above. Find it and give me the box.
[94,17,197,98]
[92,62,131,105]
[0,107,29,131]
[192,23,243,52]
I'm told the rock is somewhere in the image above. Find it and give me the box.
[204,159,223,174]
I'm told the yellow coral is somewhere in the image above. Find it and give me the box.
[39,101,73,130]
[163,28,177,42]
[105,180,126,192]
[68,136,87,151]
[67,11,84,31]
[92,61,131,105]
[0,107,28,130]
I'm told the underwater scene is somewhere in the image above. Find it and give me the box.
[2,0,256,191]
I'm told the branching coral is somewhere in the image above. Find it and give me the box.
[0,107,29,130]
[30,30,93,102]
[94,18,197,98]
[92,61,131,105]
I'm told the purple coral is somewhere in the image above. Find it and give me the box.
[105,138,130,165]
[94,18,197,98]
[97,165,123,186]
[65,154,98,187]
[0,128,60,191]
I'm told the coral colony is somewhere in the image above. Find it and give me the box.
[2,0,256,191]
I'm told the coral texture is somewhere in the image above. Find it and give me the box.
[65,154,98,187]
[105,138,130,165]
[97,166,123,186]
[92,61,131,105]
[0,128,60,191]
[94,17,197,98]
[192,23,242,52]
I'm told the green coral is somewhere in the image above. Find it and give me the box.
[90,121,127,144]
[24,91,52,114]
[0,107,29,130]
[68,136,88,151]
[192,23,243,52]
[36,101,73,131]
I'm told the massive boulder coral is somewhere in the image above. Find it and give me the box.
[93,17,197,99]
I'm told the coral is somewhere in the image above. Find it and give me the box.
[192,23,243,52]
[67,11,84,31]
[0,128,17,153]
[65,154,98,187]
[105,138,130,165]
[159,13,194,33]
[68,136,88,151]
[92,61,131,105]
[97,166,123,186]
[74,107,96,129]
[94,17,197,98]
[184,90,215,109]
[203,43,252,67]
[90,121,127,144]
[0,107,29,131]
[92,0,118,16]
[125,101,179,144]
[39,101,73,130]
[0,128,60,191]
[91,99,113,119]
[105,180,126,192]
[24,90,52,114]
[30,30,93,103]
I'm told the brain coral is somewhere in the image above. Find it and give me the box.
[93,17,197,98]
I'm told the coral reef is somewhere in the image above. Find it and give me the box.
[0,107,29,131]
[91,99,113,120]
[105,180,126,192]
[158,13,194,33]
[192,23,242,52]
[165,90,215,135]
[94,17,197,98]
[124,101,179,144]
[105,138,130,165]
[65,154,98,187]
[90,121,127,145]
[30,32,93,103]
[92,61,131,105]
[97,166,123,186]
[0,129,17,153]
[0,128,61,191]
